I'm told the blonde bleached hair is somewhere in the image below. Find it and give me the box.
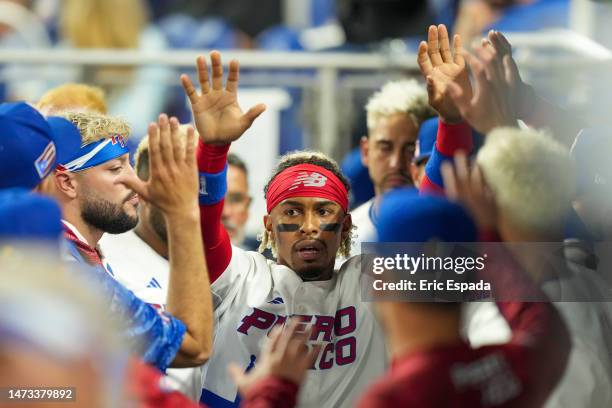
[258,150,355,259]
[366,79,434,132]
[476,127,575,235]
[59,112,131,146]
[37,83,108,116]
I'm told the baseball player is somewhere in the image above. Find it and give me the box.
[350,79,433,256]
[180,51,387,407]
[357,191,570,407]
[49,110,213,372]
[100,127,206,400]
[0,189,321,408]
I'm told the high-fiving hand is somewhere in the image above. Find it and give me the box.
[181,51,266,145]
[118,114,198,218]
[417,25,471,124]
[446,31,519,134]
[441,152,498,232]
[229,321,322,396]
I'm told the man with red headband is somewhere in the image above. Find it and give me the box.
[180,52,387,407]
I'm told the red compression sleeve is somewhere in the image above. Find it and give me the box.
[419,121,473,196]
[197,140,232,283]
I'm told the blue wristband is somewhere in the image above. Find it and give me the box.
[199,164,228,205]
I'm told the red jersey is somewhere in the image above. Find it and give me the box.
[129,359,297,408]
[357,301,570,407]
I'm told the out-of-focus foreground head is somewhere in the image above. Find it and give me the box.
[477,127,575,241]
[374,191,476,332]
[0,250,129,408]
[0,102,81,191]
[0,188,129,407]
[362,79,435,195]
[377,189,477,244]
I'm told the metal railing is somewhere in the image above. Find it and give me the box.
[0,29,610,157]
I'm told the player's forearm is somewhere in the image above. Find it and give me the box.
[479,246,570,393]
[197,139,233,282]
[480,246,570,348]
[165,208,213,365]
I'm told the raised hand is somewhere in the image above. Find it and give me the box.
[118,114,198,217]
[486,30,534,119]
[417,24,471,124]
[229,321,322,396]
[441,152,497,231]
[180,51,266,145]
[446,45,518,135]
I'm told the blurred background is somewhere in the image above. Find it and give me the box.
[1,0,612,236]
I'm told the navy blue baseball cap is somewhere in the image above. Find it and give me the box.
[413,117,438,165]
[0,188,63,242]
[377,190,477,243]
[0,102,82,190]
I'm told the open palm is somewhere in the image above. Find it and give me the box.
[181,51,266,145]
[418,25,471,123]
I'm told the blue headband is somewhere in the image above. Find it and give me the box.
[61,135,129,172]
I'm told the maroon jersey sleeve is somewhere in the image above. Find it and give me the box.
[482,246,571,406]
[241,377,299,408]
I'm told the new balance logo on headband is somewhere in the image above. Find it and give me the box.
[290,171,327,190]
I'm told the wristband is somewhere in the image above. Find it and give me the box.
[199,164,228,205]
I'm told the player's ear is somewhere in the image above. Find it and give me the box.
[54,170,78,199]
[264,214,275,241]
[264,215,272,232]
[359,136,369,167]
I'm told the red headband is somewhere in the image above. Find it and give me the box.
[266,163,349,213]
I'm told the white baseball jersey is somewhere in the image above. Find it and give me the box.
[349,199,377,259]
[99,230,203,401]
[201,246,387,408]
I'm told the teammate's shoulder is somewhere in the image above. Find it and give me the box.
[337,254,362,271]
[230,245,276,272]
[351,199,373,220]
[99,229,139,252]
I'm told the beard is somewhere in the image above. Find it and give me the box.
[149,205,168,243]
[80,192,138,234]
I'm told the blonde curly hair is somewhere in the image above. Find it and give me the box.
[58,111,131,146]
[258,150,355,259]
